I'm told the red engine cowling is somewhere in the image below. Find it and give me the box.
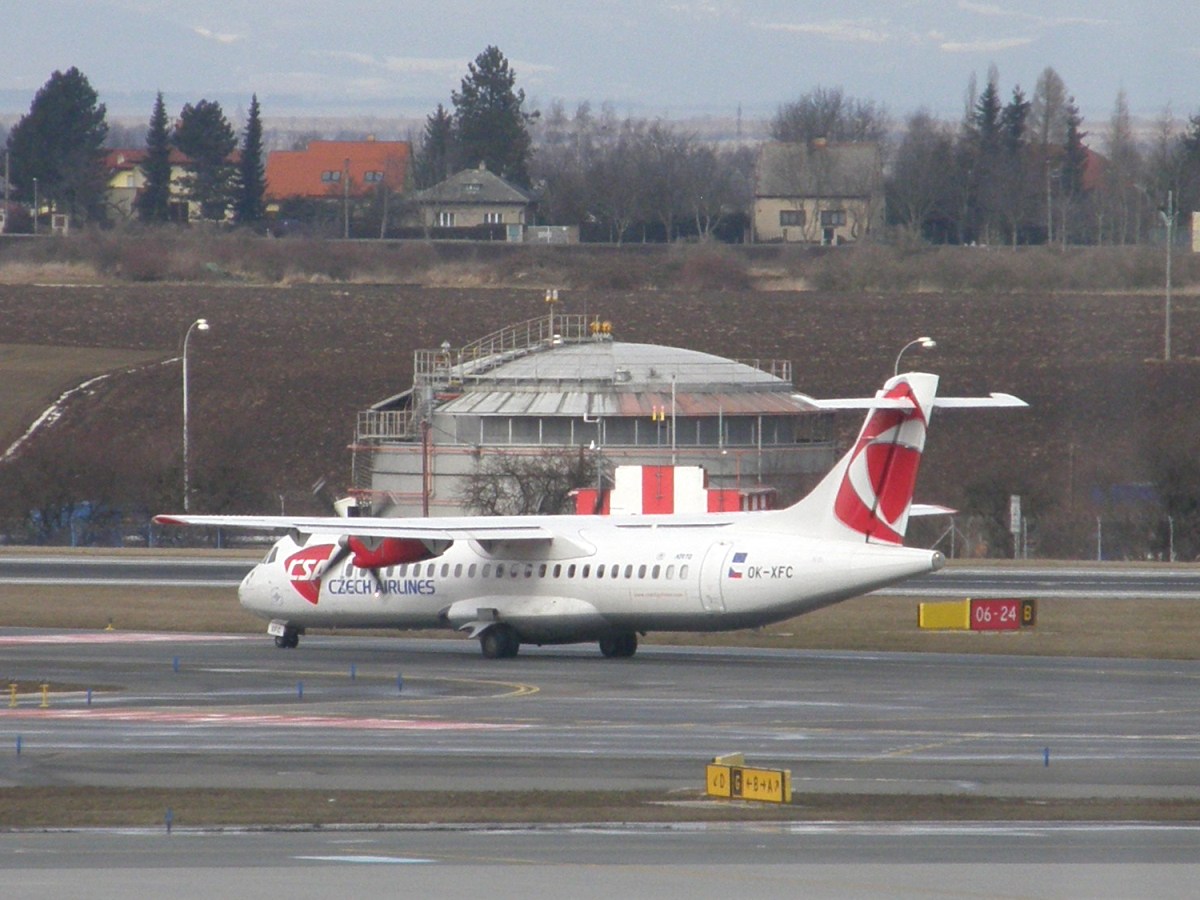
[346,536,438,569]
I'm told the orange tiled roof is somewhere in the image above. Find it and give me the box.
[265,139,410,200]
[104,148,193,170]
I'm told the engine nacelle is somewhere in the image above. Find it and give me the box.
[345,536,443,569]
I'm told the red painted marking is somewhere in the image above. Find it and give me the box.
[970,598,1022,631]
[0,632,254,645]
[834,381,926,544]
[284,544,337,604]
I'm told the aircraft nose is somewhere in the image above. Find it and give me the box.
[238,565,269,615]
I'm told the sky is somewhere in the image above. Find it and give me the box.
[3,1,1198,130]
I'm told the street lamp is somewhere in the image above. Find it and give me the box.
[894,336,936,377]
[1160,190,1175,362]
[31,177,37,235]
[182,318,210,511]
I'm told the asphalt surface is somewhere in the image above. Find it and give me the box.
[3,552,1200,896]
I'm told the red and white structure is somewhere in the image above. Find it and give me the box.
[574,465,776,516]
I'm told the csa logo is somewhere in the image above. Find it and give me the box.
[284,545,336,605]
[833,381,926,545]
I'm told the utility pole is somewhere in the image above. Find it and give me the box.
[1162,190,1175,361]
[2,150,9,233]
[342,158,351,240]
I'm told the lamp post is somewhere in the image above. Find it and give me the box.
[182,318,210,511]
[894,336,936,377]
[31,177,37,235]
[1161,190,1175,362]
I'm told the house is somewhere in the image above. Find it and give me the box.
[753,140,884,245]
[411,163,535,239]
[104,148,191,221]
[264,139,410,203]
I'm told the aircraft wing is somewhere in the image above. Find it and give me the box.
[152,514,555,543]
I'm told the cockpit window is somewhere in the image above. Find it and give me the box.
[265,547,277,565]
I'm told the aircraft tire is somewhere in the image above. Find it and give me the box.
[481,625,519,659]
[599,632,637,658]
[617,632,638,658]
[274,627,300,649]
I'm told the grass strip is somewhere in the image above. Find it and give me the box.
[3,787,1199,829]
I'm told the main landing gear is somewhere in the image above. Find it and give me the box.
[273,625,300,649]
[480,624,520,659]
[598,632,638,658]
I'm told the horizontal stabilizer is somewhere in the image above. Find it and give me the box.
[796,391,1027,410]
[910,503,957,517]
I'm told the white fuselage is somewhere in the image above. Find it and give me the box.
[239,515,943,645]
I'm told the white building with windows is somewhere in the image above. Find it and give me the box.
[412,163,535,236]
[752,140,884,245]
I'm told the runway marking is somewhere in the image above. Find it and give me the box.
[2,708,527,731]
[295,855,434,864]
[0,632,254,645]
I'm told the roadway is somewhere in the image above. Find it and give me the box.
[2,629,1200,896]
[3,553,1200,895]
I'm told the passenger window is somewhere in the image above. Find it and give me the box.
[666,564,675,579]
[637,565,647,579]
[468,564,477,578]
[482,564,491,577]
[596,564,605,577]
[441,564,450,577]
[524,563,533,578]
[680,565,689,578]
[553,564,562,578]
[568,564,577,577]
[652,565,661,579]
[624,565,633,578]
[538,563,547,577]
[454,564,462,577]
[611,566,619,579]
[582,565,590,578]
[510,563,520,578]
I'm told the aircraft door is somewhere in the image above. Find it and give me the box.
[699,540,731,613]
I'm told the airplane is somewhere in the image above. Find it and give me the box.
[154,372,1025,659]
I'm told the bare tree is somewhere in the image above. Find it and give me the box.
[640,121,694,241]
[771,86,889,145]
[1100,90,1144,244]
[1030,67,1070,241]
[460,449,595,516]
[887,110,956,239]
[589,117,648,243]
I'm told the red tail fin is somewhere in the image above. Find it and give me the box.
[832,379,930,544]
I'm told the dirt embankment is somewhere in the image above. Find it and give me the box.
[1,280,1198,558]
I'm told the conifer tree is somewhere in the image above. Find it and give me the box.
[175,99,236,221]
[451,46,536,187]
[135,92,173,223]
[412,104,456,188]
[234,94,267,226]
[5,67,108,222]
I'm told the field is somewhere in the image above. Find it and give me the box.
[3,275,1200,558]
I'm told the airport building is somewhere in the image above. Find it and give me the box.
[351,308,837,516]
